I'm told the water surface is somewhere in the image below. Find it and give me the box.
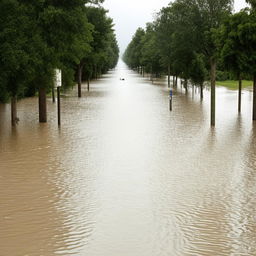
[1,61,256,255]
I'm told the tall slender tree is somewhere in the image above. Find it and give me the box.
[155,7,175,87]
[216,10,251,113]
[0,0,47,126]
[175,0,234,125]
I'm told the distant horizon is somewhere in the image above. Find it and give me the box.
[103,0,249,54]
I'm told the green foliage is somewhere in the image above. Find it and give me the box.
[154,6,174,69]
[190,54,208,85]
[140,23,162,74]
[0,0,119,103]
[216,70,231,81]
[123,28,145,69]
[79,6,119,79]
[124,0,234,87]
[0,0,44,98]
[216,9,256,80]
[0,77,9,103]
[39,1,94,88]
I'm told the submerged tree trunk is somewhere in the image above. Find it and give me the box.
[94,65,98,80]
[39,87,47,123]
[184,79,188,93]
[87,78,90,92]
[167,64,171,88]
[150,66,153,83]
[78,64,83,98]
[200,83,204,100]
[253,74,256,120]
[238,75,242,113]
[11,95,17,126]
[210,57,216,126]
[52,85,55,103]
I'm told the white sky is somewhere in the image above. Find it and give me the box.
[103,0,249,54]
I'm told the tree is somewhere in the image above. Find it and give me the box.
[123,28,145,74]
[124,0,234,125]
[141,23,162,79]
[198,0,233,125]
[37,0,94,118]
[171,0,234,125]
[0,0,120,127]
[0,0,47,126]
[78,6,119,95]
[244,0,256,120]
[155,7,175,87]
[189,53,208,98]
[216,10,251,112]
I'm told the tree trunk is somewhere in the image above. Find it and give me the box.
[11,95,17,126]
[168,64,171,88]
[39,87,47,123]
[200,83,204,100]
[150,66,153,83]
[175,76,178,87]
[52,85,55,103]
[184,79,188,93]
[57,87,61,126]
[87,78,90,92]
[253,74,256,120]
[78,64,82,98]
[94,65,97,79]
[238,75,242,113]
[210,57,216,126]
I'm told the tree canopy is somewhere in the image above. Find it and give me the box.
[0,0,119,125]
[124,0,244,125]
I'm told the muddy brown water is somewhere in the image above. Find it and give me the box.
[1,61,256,256]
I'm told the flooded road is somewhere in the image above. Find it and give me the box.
[1,61,256,256]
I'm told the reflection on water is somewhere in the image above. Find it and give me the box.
[0,61,256,255]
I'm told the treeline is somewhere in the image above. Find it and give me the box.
[123,0,256,125]
[0,0,119,126]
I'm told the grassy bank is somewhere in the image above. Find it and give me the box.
[216,80,253,90]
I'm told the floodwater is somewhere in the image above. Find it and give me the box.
[0,61,256,256]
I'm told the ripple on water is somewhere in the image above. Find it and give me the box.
[1,61,256,255]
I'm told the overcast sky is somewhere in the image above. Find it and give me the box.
[103,0,249,54]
